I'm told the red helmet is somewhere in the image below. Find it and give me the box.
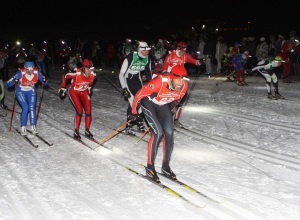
[177,41,187,50]
[169,65,187,78]
[82,59,94,69]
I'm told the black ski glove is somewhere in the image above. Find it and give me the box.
[122,88,131,100]
[58,87,67,100]
[128,113,138,122]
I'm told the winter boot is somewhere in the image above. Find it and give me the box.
[31,125,38,134]
[137,121,146,132]
[85,128,93,138]
[275,93,285,99]
[1,103,8,109]
[161,165,177,180]
[241,81,248,86]
[237,81,243,86]
[125,124,135,136]
[21,126,27,136]
[268,94,277,100]
[283,77,292,83]
[174,119,184,128]
[74,129,81,140]
[146,165,160,183]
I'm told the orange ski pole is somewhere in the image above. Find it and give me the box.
[98,119,132,145]
[135,127,151,144]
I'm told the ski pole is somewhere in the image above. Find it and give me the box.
[135,127,151,144]
[99,69,122,87]
[97,70,122,94]
[184,68,201,106]
[0,80,4,102]
[9,85,18,132]
[46,87,60,97]
[98,119,133,145]
[36,84,44,124]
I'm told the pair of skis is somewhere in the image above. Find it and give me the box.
[64,125,225,208]
[125,166,206,208]
[64,132,99,150]
[15,129,53,148]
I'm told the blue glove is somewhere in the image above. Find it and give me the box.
[6,78,18,90]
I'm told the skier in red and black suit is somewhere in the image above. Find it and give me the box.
[58,59,96,140]
[161,41,201,128]
[130,65,189,183]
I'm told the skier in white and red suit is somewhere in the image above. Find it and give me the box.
[59,59,96,140]
[161,41,201,128]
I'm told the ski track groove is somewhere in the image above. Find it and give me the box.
[0,133,60,220]
[35,102,265,219]
[2,72,298,219]
[175,127,300,170]
[94,143,265,220]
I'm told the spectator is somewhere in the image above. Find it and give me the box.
[256,37,268,61]
[215,36,227,74]
[203,32,215,75]
[232,51,250,86]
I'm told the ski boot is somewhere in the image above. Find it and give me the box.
[74,129,81,140]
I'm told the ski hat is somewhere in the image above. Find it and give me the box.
[138,42,151,51]
[138,41,151,58]
[243,51,250,56]
[24,61,34,69]
[177,41,187,49]
[274,56,282,61]
[82,59,94,69]
[248,37,255,41]
[169,65,187,79]
[234,41,241,46]
[242,51,250,59]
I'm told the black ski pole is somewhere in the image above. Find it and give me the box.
[97,71,122,94]
[184,68,201,106]
[9,84,18,132]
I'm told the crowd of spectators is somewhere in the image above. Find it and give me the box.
[0,29,299,83]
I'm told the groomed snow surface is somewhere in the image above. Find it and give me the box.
[1,67,300,220]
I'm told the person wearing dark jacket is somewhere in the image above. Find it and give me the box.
[118,41,153,135]
[203,32,215,75]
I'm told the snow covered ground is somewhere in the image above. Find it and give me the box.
[1,66,300,220]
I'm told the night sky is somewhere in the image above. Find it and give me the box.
[1,0,299,44]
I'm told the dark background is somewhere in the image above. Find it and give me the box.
[1,0,299,43]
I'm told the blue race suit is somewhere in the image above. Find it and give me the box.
[6,67,48,127]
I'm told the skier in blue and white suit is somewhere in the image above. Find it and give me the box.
[6,61,49,135]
